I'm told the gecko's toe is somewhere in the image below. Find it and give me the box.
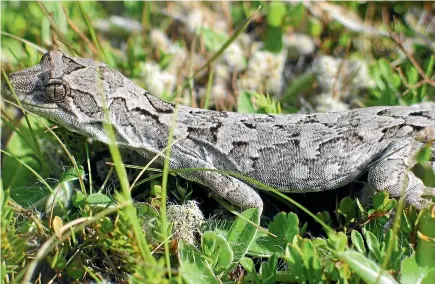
[423,187,435,197]
[406,194,433,210]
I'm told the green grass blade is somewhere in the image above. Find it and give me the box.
[2,98,87,194]
[419,55,435,100]
[76,1,114,66]
[160,105,180,278]
[193,5,262,78]
[0,31,47,53]
[2,71,49,174]
[0,150,54,195]
[36,1,74,54]
[97,68,156,267]
[203,63,215,110]
[226,208,259,262]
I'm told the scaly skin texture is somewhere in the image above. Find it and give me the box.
[4,51,435,214]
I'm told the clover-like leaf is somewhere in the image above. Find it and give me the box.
[268,212,300,244]
[178,240,219,284]
[201,231,233,274]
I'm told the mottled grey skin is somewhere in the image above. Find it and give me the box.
[4,51,435,214]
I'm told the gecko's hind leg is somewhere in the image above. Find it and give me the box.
[178,169,264,215]
[368,141,434,209]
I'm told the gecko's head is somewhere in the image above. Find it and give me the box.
[3,50,113,128]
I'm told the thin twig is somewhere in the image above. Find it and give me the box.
[391,33,435,87]
[62,4,99,55]
[382,5,435,88]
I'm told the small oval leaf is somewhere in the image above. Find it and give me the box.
[341,251,398,284]
[52,216,64,240]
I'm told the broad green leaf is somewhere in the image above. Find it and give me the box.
[372,70,386,91]
[378,59,393,80]
[390,73,402,89]
[308,18,323,37]
[237,92,255,113]
[316,211,331,225]
[86,193,112,205]
[178,241,219,284]
[341,251,398,284]
[240,257,261,283]
[201,231,233,274]
[285,241,307,281]
[49,250,67,270]
[351,230,366,254]
[268,212,300,244]
[384,199,397,212]
[264,26,283,53]
[249,232,283,256]
[101,217,114,234]
[240,257,255,273]
[407,67,419,85]
[200,27,228,52]
[266,2,287,27]
[260,253,278,284]
[312,237,327,248]
[287,3,306,27]
[9,186,50,207]
[400,254,435,284]
[72,191,86,209]
[327,232,348,253]
[416,208,435,267]
[3,115,51,204]
[416,145,432,164]
[226,208,259,262]
[66,259,86,280]
[297,237,322,283]
[282,71,315,106]
[373,191,389,210]
[339,196,357,223]
[61,166,85,182]
[363,229,382,262]
[136,202,159,219]
[238,91,256,114]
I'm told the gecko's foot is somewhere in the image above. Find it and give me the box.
[177,168,264,216]
[406,186,435,210]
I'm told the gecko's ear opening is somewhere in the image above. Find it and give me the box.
[45,79,70,102]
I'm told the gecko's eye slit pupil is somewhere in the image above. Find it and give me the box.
[45,79,70,102]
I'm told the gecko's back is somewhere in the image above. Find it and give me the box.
[176,103,435,192]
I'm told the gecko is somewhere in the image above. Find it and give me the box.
[3,50,435,215]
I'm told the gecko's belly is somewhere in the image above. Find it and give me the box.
[249,169,362,192]
[230,140,387,192]
[242,158,372,193]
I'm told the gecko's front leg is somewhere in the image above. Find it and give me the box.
[169,148,264,215]
[178,169,264,215]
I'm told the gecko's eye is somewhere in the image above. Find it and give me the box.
[45,79,70,102]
